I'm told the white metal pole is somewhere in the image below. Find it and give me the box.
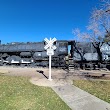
[48,55,52,81]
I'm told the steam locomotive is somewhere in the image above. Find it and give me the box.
[0,40,69,67]
[0,39,110,69]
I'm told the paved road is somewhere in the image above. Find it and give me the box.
[52,84,110,110]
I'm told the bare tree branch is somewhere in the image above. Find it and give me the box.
[72,0,110,61]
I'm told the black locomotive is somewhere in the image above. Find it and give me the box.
[0,39,110,70]
[0,40,69,67]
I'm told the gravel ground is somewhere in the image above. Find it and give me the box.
[0,66,66,77]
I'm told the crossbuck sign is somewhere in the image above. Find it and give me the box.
[44,37,57,81]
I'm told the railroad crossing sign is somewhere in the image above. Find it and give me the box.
[47,49,54,56]
[44,37,57,81]
[44,37,57,50]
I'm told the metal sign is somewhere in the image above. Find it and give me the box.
[44,37,57,81]
[47,49,54,56]
[44,37,57,50]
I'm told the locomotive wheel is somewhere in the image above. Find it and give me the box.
[3,62,8,66]
[20,64,26,68]
[6,55,21,63]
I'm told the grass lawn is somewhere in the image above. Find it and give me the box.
[73,80,110,103]
[0,75,71,110]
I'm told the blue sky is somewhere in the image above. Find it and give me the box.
[0,0,100,44]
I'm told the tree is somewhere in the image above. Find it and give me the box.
[73,0,110,62]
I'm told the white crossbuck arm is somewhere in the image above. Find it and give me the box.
[44,37,57,50]
[44,38,49,44]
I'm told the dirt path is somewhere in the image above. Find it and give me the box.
[0,66,72,86]
[0,66,110,87]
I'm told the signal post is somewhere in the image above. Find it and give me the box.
[44,37,57,81]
